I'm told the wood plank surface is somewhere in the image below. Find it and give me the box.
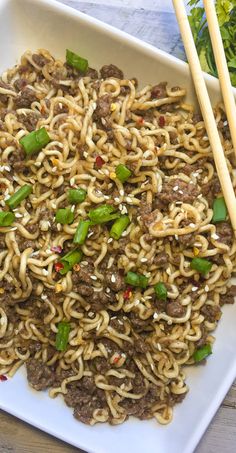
[0,1,235,452]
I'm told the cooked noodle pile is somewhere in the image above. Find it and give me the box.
[0,49,236,425]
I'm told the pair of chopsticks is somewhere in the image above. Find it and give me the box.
[172,0,236,235]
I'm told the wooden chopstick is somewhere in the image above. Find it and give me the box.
[172,0,236,235]
[203,0,236,159]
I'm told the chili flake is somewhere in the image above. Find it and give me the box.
[73,263,81,272]
[0,375,7,382]
[123,288,132,300]
[136,117,144,126]
[158,116,165,127]
[95,156,105,168]
[51,245,63,254]
[54,262,64,272]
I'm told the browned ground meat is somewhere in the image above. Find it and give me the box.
[178,232,195,247]
[150,82,167,99]
[0,80,14,104]
[13,78,28,92]
[26,358,55,390]
[201,175,221,204]
[109,316,126,333]
[54,103,69,115]
[215,222,233,246]
[93,94,111,119]
[159,178,200,204]
[74,283,94,297]
[100,64,123,79]
[129,312,152,332]
[153,252,168,267]
[0,234,6,250]
[73,390,108,424]
[220,285,236,305]
[201,304,222,323]
[93,356,111,373]
[15,233,35,252]
[17,111,40,131]
[104,271,125,292]
[32,53,49,67]
[14,87,37,109]
[86,67,98,79]
[134,338,149,353]
[72,262,94,285]
[166,301,185,318]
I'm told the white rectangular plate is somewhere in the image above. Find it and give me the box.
[1,1,236,453]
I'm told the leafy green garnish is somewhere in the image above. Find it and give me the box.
[188,1,236,86]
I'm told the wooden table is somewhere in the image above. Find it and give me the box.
[1,1,236,452]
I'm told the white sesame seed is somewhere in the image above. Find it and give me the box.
[202,136,209,141]
[111,274,116,283]
[120,383,125,389]
[106,287,111,293]
[15,212,23,218]
[174,234,178,240]
[52,167,57,173]
[31,250,40,257]
[83,151,88,158]
[114,197,120,203]
[88,231,94,238]
[205,285,209,292]
[90,275,97,280]
[81,260,88,265]
[211,233,220,240]
[107,238,113,243]
[192,286,198,292]
[42,269,48,276]
[70,177,75,186]
[179,190,183,194]
[119,189,124,196]
[71,205,75,212]
[140,257,148,262]
[126,197,132,203]
[150,363,154,370]
[166,267,171,275]
[134,300,140,306]
[57,223,62,231]
[157,343,162,351]
[51,203,57,209]
[121,353,126,358]
[118,319,123,325]
[189,223,196,228]
[173,185,179,191]
[223,120,228,126]
[153,312,158,319]
[41,293,47,300]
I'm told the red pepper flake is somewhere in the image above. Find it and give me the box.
[95,156,105,168]
[123,288,132,300]
[158,116,165,127]
[0,375,7,382]
[136,117,144,126]
[40,105,46,115]
[51,246,63,254]
[113,355,121,364]
[54,262,64,272]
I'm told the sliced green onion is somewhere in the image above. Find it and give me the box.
[55,207,74,225]
[212,197,227,223]
[6,184,32,210]
[67,188,87,204]
[66,49,88,73]
[0,211,15,227]
[115,164,132,183]
[55,321,71,351]
[73,220,91,245]
[154,282,167,300]
[19,127,50,156]
[193,344,212,363]
[88,204,120,224]
[125,271,149,289]
[110,215,130,240]
[59,248,82,275]
[190,257,213,275]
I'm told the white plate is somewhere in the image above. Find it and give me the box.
[1,1,236,452]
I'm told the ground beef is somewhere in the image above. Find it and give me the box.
[166,300,185,318]
[0,300,19,322]
[32,53,49,67]
[100,64,123,79]
[153,252,168,268]
[64,376,96,408]
[150,82,167,99]
[192,113,203,124]
[86,67,98,79]
[72,261,94,285]
[17,111,40,131]
[109,316,125,333]
[0,80,14,104]
[26,358,55,391]
[13,78,28,92]
[215,222,233,247]
[74,283,94,297]
[201,304,222,323]
[104,271,125,292]
[93,356,111,373]
[54,103,69,115]
[178,232,195,247]
[29,341,42,354]
[134,338,149,354]
[7,149,25,171]
[159,178,200,204]
[120,383,160,419]
[73,390,107,424]
[0,234,6,250]
[15,233,35,252]
[93,94,111,120]
[220,285,236,305]
[129,312,152,332]
[14,88,37,109]
[201,175,221,204]
[195,325,208,349]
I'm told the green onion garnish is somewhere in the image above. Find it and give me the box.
[125,271,149,289]
[0,211,15,227]
[115,164,132,183]
[67,188,87,204]
[55,207,74,225]
[212,197,227,223]
[154,282,167,300]
[6,184,32,210]
[73,220,91,245]
[59,248,82,275]
[193,344,212,363]
[19,127,50,156]
[190,257,213,275]
[110,215,130,240]
[88,204,120,224]
[55,321,71,351]
[66,49,88,73]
